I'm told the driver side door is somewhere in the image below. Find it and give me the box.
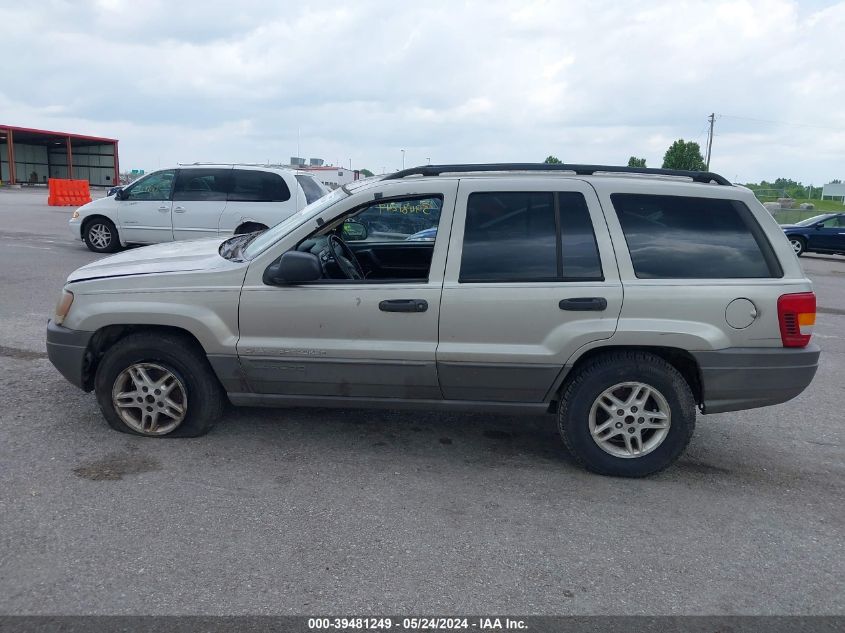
[809,214,845,251]
[117,169,175,244]
[235,180,458,402]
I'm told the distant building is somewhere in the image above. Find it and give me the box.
[821,182,845,202]
[1,124,119,186]
[290,158,361,189]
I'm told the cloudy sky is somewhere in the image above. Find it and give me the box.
[1,0,843,183]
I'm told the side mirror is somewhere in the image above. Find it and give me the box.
[264,251,322,285]
[341,220,368,241]
[115,188,128,200]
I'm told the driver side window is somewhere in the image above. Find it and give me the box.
[343,197,442,242]
[126,170,175,202]
[820,216,845,228]
[299,195,444,283]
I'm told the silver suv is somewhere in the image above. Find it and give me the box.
[47,164,820,477]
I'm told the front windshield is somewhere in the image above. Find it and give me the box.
[795,213,835,226]
[242,186,349,259]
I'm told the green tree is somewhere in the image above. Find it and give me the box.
[661,140,706,171]
[359,168,374,177]
[627,156,647,168]
[544,155,562,164]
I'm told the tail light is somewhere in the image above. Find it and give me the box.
[777,292,816,348]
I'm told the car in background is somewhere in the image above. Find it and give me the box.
[405,227,437,241]
[780,212,845,256]
[70,164,329,253]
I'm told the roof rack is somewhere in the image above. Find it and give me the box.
[176,162,295,168]
[383,163,732,185]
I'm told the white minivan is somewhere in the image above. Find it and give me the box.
[70,164,329,252]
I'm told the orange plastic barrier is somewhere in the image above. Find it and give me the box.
[48,178,93,207]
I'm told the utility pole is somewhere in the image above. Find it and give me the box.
[401,149,405,170]
[705,113,715,170]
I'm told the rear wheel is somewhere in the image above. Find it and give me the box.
[83,218,120,253]
[234,222,268,235]
[94,332,224,437]
[789,236,806,257]
[558,351,696,477]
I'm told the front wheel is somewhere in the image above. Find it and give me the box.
[83,218,121,253]
[558,351,696,477]
[789,237,806,257]
[94,332,224,437]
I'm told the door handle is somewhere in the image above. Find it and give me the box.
[158,206,170,212]
[174,206,186,213]
[379,299,428,313]
[559,297,607,311]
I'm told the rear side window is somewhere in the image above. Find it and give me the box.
[611,194,781,279]
[173,169,229,201]
[295,175,326,204]
[229,169,291,202]
[460,191,603,282]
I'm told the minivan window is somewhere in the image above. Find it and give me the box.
[460,191,602,282]
[242,186,349,259]
[126,170,175,201]
[611,194,781,279]
[230,169,291,202]
[173,169,229,202]
[295,175,326,204]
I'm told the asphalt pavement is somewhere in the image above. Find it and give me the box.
[0,187,842,615]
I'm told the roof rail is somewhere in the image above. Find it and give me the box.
[383,163,732,185]
[176,162,294,168]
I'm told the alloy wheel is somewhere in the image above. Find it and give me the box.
[111,362,188,435]
[88,223,112,249]
[588,382,672,458]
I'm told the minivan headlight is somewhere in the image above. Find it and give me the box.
[54,289,74,325]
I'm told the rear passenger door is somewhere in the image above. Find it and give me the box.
[437,179,623,402]
[171,168,231,241]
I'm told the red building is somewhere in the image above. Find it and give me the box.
[0,125,119,187]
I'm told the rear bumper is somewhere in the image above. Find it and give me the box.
[692,343,820,414]
[46,320,94,390]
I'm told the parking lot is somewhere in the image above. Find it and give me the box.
[0,187,842,615]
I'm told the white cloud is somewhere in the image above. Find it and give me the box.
[0,0,843,181]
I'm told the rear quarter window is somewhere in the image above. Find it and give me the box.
[295,175,327,204]
[610,194,782,279]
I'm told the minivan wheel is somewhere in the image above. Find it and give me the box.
[558,351,696,477]
[83,218,120,253]
[234,222,268,235]
[789,237,805,257]
[94,332,224,437]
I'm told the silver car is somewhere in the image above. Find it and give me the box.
[47,163,819,477]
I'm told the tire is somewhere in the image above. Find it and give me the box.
[234,222,268,235]
[94,332,224,437]
[557,351,696,477]
[83,217,121,253]
[789,236,805,257]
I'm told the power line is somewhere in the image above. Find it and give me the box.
[718,114,844,132]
